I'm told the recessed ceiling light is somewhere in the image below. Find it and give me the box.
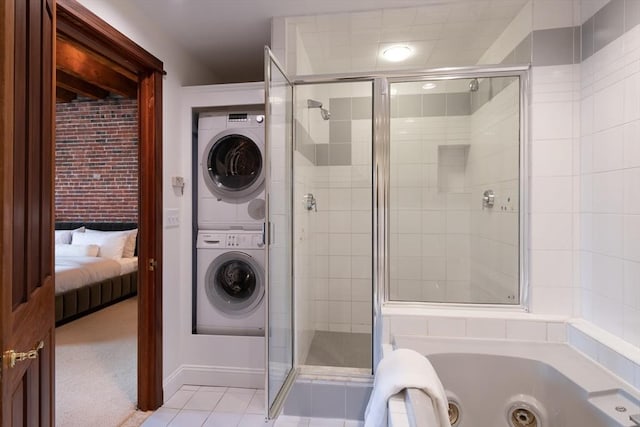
[422,82,437,90]
[382,45,412,62]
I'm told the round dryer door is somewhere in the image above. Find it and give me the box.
[202,130,264,202]
[205,251,264,316]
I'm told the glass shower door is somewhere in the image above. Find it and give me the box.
[387,75,523,305]
[264,47,295,418]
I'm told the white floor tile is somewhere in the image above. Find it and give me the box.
[199,386,228,393]
[245,391,265,414]
[343,421,364,427]
[214,392,254,413]
[239,413,273,426]
[180,385,200,392]
[141,408,179,427]
[274,416,310,427]
[167,409,210,427]
[163,390,197,409]
[309,418,345,427]
[184,390,225,411]
[227,387,258,395]
[203,412,243,427]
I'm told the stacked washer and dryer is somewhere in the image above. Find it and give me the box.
[195,109,266,337]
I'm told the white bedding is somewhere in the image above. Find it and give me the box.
[118,257,138,275]
[54,256,138,294]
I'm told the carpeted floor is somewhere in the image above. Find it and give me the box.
[55,297,148,427]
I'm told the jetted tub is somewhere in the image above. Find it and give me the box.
[390,336,640,427]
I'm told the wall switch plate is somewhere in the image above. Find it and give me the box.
[165,208,179,228]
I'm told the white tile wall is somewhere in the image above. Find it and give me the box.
[283,0,640,390]
[581,22,640,348]
[467,80,521,303]
[296,90,373,335]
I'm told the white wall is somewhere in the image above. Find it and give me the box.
[76,0,219,389]
[579,12,640,347]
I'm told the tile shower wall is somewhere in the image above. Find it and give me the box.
[277,0,640,388]
[312,99,372,334]
[389,90,473,302]
[389,79,520,304]
[294,84,373,339]
[467,77,520,303]
[579,0,640,347]
[294,150,316,364]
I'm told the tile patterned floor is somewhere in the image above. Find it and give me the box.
[142,386,364,427]
[304,332,372,369]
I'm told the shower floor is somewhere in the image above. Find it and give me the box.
[304,331,372,369]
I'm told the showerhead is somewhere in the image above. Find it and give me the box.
[469,78,479,92]
[307,98,331,120]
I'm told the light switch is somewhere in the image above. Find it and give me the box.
[165,208,179,228]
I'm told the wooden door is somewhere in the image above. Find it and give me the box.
[1,0,56,425]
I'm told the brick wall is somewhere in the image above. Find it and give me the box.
[55,97,138,222]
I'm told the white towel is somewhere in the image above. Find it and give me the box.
[364,348,451,427]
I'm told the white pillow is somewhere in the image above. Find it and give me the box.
[54,230,72,244]
[55,243,99,257]
[54,227,85,244]
[84,228,138,258]
[72,231,128,260]
[123,229,138,258]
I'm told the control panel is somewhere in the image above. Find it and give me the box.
[197,231,264,249]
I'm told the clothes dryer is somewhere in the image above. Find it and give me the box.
[197,110,265,230]
[196,230,265,336]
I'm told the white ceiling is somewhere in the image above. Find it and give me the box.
[128,0,528,83]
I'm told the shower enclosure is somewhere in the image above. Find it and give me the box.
[265,47,527,417]
[387,74,524,304]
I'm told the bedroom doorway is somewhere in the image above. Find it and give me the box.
[56,0,164,413]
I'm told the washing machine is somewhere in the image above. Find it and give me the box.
[196,230,265,336]
[197,110,265,230]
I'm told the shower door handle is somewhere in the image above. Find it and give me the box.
[263,221,274,245]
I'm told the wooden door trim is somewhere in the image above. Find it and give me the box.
[56,0,164,410]
[56,1,163,74]
[0,7,16,420]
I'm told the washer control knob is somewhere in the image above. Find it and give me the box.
[256,115,264,124]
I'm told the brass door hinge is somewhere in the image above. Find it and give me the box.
[148,258,158,271]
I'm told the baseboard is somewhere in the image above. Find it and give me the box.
[164,364,265,401]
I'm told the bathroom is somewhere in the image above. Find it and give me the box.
[72,0,640,425]
[265,0,640,424]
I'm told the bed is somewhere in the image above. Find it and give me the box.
[54,222,138,326]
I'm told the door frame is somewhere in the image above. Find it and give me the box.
[56,0,164,410]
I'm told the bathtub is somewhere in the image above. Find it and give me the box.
[389,336,640,427]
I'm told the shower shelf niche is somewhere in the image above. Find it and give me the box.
[437,144,469,193]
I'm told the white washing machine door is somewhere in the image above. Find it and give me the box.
[205,251,264,317]
[202,128,264,203]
